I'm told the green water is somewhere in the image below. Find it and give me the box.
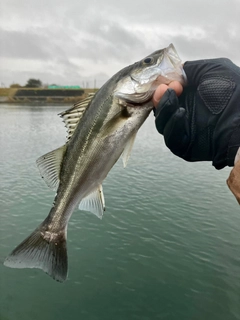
[0,104,240,320]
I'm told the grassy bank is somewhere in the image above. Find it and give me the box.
[0,88,98,103]
[0,88,18,97]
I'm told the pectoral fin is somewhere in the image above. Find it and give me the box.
[122,132,137,168]
[78,185,105,219]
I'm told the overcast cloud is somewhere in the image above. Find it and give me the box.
[0,0,239,87]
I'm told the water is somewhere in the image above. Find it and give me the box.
[0,103,240,320]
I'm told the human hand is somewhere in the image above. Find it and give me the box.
[152,81,183,106]
[153,58,240,169]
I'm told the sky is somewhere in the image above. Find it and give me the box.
[0,0,239,88]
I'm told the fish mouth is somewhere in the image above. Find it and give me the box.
[126,91,154,104]
[116,83,154,104]
[116,73,160,104]
[122,74,157,103]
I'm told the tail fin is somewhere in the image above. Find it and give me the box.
[4,225,68,282]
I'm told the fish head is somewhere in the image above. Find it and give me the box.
[114,43,187,103]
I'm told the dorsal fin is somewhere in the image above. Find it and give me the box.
[59,93,95,141]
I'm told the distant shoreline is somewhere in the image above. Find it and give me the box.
[0,88,97,104]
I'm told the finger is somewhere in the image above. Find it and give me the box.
[168,81,183,97]
[153,84,168,107]
[153,81,183,107]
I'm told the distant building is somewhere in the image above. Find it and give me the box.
[48,85,81,89]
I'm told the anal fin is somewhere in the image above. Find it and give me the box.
[78,185,105,219]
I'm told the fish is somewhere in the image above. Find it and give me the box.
[4,43,186,282]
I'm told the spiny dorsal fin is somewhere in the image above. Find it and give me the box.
[122,132,137,168]
[36,145,67,190]
[78,185,105,219]
[59,93,95,141]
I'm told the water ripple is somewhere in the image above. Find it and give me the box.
[1,106,240,320]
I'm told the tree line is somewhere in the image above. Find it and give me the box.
[10,79,43,88]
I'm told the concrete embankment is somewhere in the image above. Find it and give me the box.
[0,88,97,103]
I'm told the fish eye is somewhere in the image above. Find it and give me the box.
[143,57,153,64]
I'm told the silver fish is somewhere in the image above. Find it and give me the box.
[4,44,186,282]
